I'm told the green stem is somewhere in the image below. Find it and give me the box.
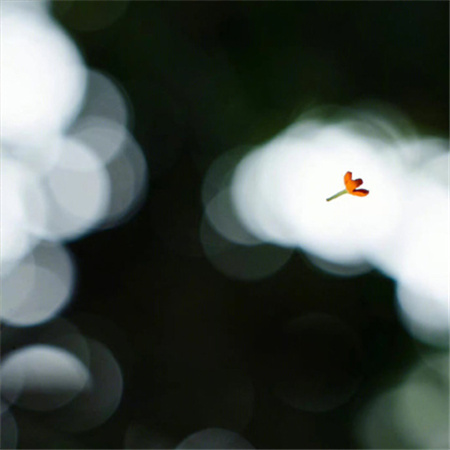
[326,189,348,202]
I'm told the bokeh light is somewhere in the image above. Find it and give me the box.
[204,188,261,246]
[200,216,293,280]
[34,318,92,370]
[176,428,254,449]
[1,156,39,271]
[1,1,447,449]
[23,136,111,241]
[396,284,449,348]
[1,2,87,146]
[230,117,404,263]
[71,117,128,165]
[1,0,148,273]
[1,345,91,411]
[99,131,148,229]
[354,360,449,449]
[206,109,450,346]
[1,1,147,446]
[47,339,123,432]
[1,242,75,327]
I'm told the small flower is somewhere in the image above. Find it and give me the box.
[326,171,369,202]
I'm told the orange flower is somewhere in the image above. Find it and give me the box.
[326,171,369,202]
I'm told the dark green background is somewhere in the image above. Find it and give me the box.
[16,1,450,448]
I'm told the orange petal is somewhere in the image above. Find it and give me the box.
[344,171,352,184]
[351,189,369,197]
[345,179,357,192]
[344,171,364,193]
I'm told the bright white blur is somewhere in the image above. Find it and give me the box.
[1,2,146,443]
[1,0,148,324]
[231,119,404,263]
[1,3,87,146]
[1,243,75,327]
[200,106,449,348]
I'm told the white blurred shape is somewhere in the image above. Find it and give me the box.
[176,428,254,449]
[3,0,50,16]
[101,134,148,228]
[24,137,110,241]
[50,339,123,431]
[0,221,36,277]
[78,70,130,128]
[1,242,75,327]
[1,258,36,324]
[47,139,108,216]
[228,114,449,349]
[70,117,127,164]
[420,146,449,186]
[396,182,448,304]
[1,157,38,267]
[364,138,449,286]
[1,345,90,411]
[289,135,401,263]
[0,411,18,450]
[396,284,448,348]
[231,147,296,247]
[231,122,403,264]
[1,7,87,146]
[7,139,64,176]
[205,189,261,246]
[391,164,449,346]
[392,137,448,176]
[200,217,292,281]
[202,148,249,207]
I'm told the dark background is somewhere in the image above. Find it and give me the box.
[20,2,449,448]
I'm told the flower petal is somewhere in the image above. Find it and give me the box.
[344,172,364,193]
[345,179,357,192]
[351,189,369,197]
[344,171,352,184]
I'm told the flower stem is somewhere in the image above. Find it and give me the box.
[326,189,348,202]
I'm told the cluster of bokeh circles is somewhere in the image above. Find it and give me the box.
[200,105,449,447]
[202,105,448,346]
[2,1,448,448]
[1,3,258,449]
[1,1,147,447]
